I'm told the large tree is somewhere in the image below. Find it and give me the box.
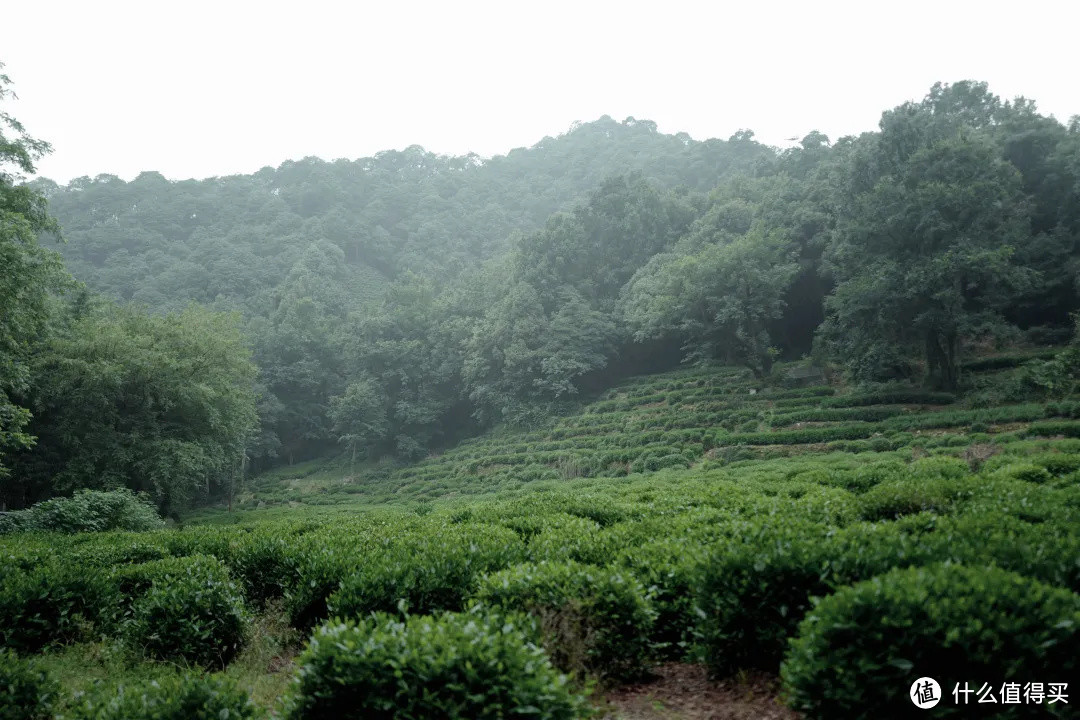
[11,303,258,514]
[821,134,1033,389]
[0,64,68,494]
[621,226,798,378]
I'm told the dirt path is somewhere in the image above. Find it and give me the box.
[600,664,800,720]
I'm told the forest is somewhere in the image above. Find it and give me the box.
[3,65,1080,719]
[5,74,1080,515]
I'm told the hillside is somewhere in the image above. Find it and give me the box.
[236,350,1075,510]
[6,358,1079,717]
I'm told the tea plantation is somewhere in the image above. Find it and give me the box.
[4,359,1080,719]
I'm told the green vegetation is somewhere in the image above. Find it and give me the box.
[4,58,1080,718]
[782,564,1080,718]
[0,650,56,720]
[122,555,248,669]
[0,489,162,534]
[284,612,588,719]
[66,672,262,720]
[474,561,655,683]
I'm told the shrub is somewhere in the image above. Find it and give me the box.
[527,516,614,565]
[327,524,524,620]
[283,611,588,719]
[284,544,360,630]
[474,561,655,683]
[226,532,303,609]
[991,462,1053,484]
[0,650,56,720]
[0,562,112,653]
[782,564,1080,719]
[695,519,833,675]
[617,538,706,660]
[0,489,163,535]
[858,475,977,521]
[67,672,262,719]
[124,555,247,669]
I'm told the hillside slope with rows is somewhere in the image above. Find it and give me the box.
[3,356,1079,718]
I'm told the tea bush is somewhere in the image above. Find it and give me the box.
[327,524,524,619]
[782,564,1080,719]
[124,555,247,669]
[695,518,834,675]
[617,537,706,659]
[857,476,978,521]
[66,672,262,719]
[0,650,56,720]
[0,562,112,653]
[284,611,588,719]
[474,560,655,683]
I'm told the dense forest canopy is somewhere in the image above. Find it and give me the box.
[3,72,1080,511]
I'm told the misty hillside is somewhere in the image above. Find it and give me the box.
[34,116,771,312]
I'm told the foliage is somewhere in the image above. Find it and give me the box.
[0,561,111,654]
[12,303,258,513]
[66,672,262,720]
[123,555,248,669]
[283,611,589,719]
[326,524,525,619]
[0,64,68,491]
[0,489,162,534]
[622,225,797,377]
[474,561,655,683]
[0,650,56,720]
[781,564,1080,719]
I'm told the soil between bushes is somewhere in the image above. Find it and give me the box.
[601,664,799,719]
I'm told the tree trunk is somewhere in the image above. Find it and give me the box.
[925,330,960,391]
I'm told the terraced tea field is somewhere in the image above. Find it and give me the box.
[4,358,1079,718]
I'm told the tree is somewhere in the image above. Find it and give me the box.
[328,377,389,472]
[621,227,798,378]
[11,303,258,514]
[0,64,68,495]
[821,136,1033,389]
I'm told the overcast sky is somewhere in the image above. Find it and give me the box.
[4,0,1078,184]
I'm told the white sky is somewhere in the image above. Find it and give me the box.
[4,0,1078,184]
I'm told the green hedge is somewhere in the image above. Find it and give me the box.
[284,611,588,719]
[124,555,248,669]
[0,562,112,653]
[695,519,834,675]
[66,672,262,719]
[473,561,655,683]
[327,524,524,620]
[0,650,55,720]
[782,564,1080,719]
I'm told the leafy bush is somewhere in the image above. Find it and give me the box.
[0,489,163,535]
[66,672,262,719]
[858,475,976,521]
[124,555,248,669]
[284,611,588,719]
[327,524,524,620]
[1027,420,1080,438]
[0,562,112,653]
[474,560,655,683]
[0,650,56,720]
[991,462,1053,484]
[526,516,615,565]
[695,519,833,675]
[782,564,1080,719]
[617,538,705,659]
[284,545,359,630]
[225,532,303,609]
